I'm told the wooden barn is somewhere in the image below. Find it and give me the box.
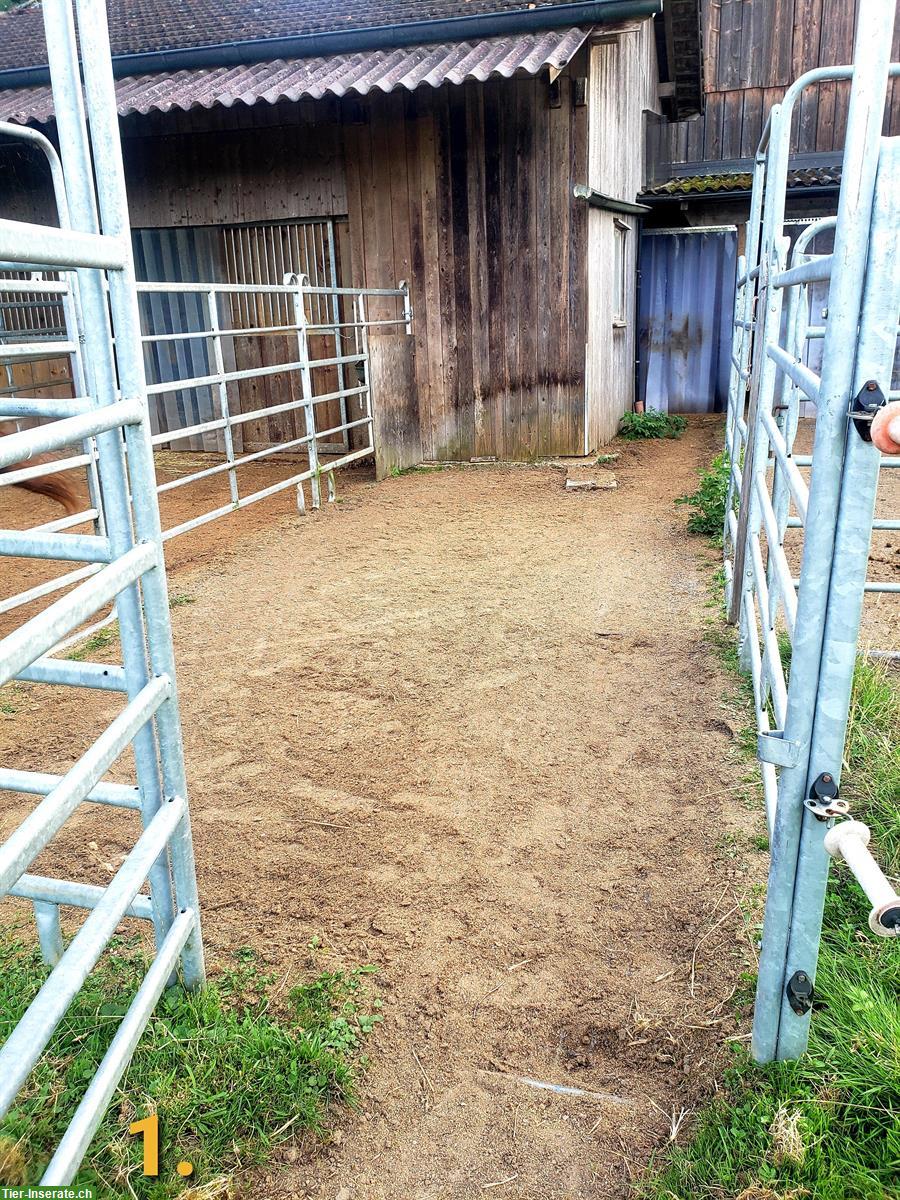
[644,0,900,228]
[0,0,702,460]
[636,0,900,414]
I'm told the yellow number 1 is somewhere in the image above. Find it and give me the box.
[129,1113,159,1176]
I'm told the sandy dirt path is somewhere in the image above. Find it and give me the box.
[1,418,763,1199]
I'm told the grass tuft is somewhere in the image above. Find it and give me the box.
[0,1136,27,1186]
[618,409,687,441]
[677,450,733,540]
[66,622,120,662]
[0,939,380,1197]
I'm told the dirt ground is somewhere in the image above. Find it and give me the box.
[788,419,898,652]
[1,414,892,1198]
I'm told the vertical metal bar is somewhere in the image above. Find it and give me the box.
[289,273,321,509]
[326,218,349,448]
[72,0,205,987]
[205,288,239,506]
[33,899,64,967]
[775,136,900,1060]
[356,293,374,452]
[42,0,177,956]
[752,0,894,1064]
[728,111,791,630]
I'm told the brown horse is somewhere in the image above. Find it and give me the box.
[0,421,81,515]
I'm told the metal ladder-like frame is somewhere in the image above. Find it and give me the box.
[0,0,204,1180]
[723,0,900,1064]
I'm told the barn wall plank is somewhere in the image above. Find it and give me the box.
[340,60,593,461]
[585,20,658,447]
[370,332,420,478]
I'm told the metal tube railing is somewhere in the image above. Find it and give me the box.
[41,908,197,1185]
[0,796,187,1116]
[0,678,171,896]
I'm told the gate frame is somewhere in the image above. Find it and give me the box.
[0,0,205,1180]
[722,0,900,1064]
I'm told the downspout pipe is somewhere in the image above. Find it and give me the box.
[0,1,661,88]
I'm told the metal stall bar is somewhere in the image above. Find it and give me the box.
[0,0,205,1179]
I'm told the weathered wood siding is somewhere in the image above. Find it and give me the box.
[2,42,668,460]
[656,0,900,176]
[369,331,420,478]
[585,21,660,446]
[343,69,589,461]
[0,101,347,226]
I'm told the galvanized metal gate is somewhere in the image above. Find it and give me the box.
[723,0,900,1064]
[0,0,204,1179]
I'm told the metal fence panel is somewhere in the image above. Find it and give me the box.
[721,2,900,1065]
[0,0,205,1180]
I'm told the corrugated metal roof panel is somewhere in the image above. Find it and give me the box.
[0,27,590,125]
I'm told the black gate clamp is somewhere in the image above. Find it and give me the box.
[851,380,887,441]
[804,771,850,821]
[786,970,815,1016]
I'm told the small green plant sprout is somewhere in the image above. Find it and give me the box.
[618,408,687,440]
[66,621,120,662]
[168,592,195,608]
[676,450,732,540]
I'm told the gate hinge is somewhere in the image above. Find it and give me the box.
[758,730,801,768]
[850,380,887,441]
[804,771,850,821]
[785,970,815,1016]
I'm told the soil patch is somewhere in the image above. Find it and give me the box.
[2,418,767,1198]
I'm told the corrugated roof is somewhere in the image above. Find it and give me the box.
[0,27,591,124]
[0,0,609,73]
[643,164,843,197]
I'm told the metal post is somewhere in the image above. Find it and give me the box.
[205,288,239,507]
[325,219,349,452]
[33,900,64,967]
[71,0,205,987]
[289,273,321,509]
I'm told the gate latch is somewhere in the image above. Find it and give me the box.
[785,970,815,1016]
[804,771,849,821]
[851,380,887,441]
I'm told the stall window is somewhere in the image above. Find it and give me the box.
[613,219,629,327]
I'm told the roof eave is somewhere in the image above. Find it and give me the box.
[0,0,660,88]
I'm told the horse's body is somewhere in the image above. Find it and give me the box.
[0,421,81,515]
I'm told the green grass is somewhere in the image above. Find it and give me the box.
[66,622,120,662]
[677,450,733,540]
[619,409,687,441]
[643,569,900,1198]
[0,940,380,1197]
